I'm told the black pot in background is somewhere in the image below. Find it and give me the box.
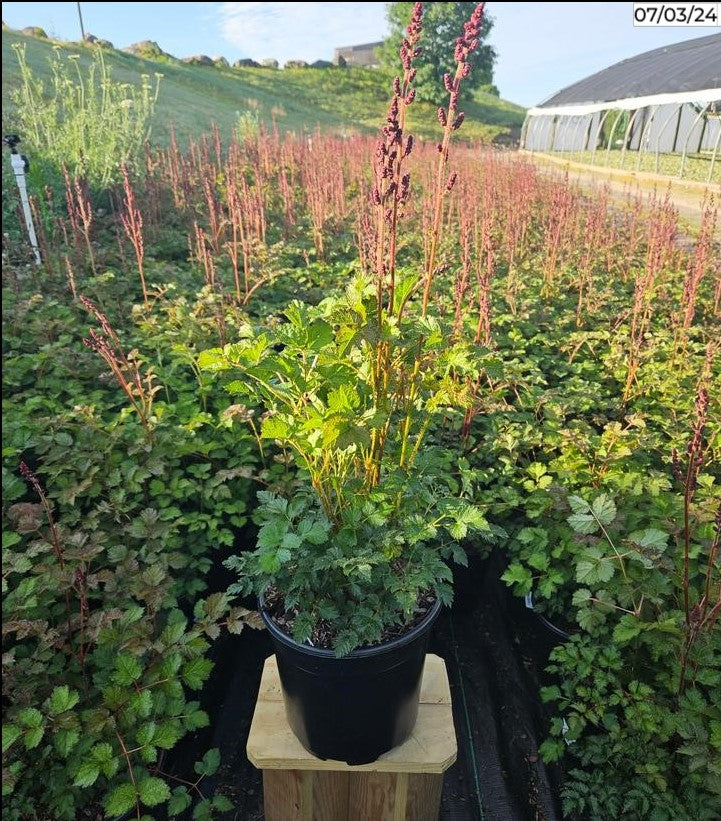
[261,596,442,765]
[524,591,572,641]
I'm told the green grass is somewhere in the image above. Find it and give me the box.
[2,28,526,148]
[539,148,720,185]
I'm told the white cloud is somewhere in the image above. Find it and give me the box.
[218,2,388,63]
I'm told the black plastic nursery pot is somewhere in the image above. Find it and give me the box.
[261,596,442,765]
[524,592,572,644]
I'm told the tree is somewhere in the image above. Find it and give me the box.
[380,3,497,104]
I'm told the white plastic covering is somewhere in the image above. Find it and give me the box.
[526,88,721,118]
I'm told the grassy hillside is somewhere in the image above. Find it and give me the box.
[1,27,525,147]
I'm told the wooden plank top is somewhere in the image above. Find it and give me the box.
[247,654,457,774]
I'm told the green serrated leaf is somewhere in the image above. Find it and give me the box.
[24,727,44,749]
[137,722,156,746]
[18,708,43,729]
[193,799,213,821]
[577,605,606,632]
[567,495,591,515]
[138,776,170,807]
[121,605,145,624]
[261,417,290,441]
[526,463,548,480]
[710,721,721,750]
[168,787,192,817]
[212,795,233,811]
[451,543,468,567]
[591,494,616,526]
[527,550,550,571]
[539,738,565,763]
[91,742,114,763]
[154,721,183,750]
[540,685,561,702]
[501,563,533,593]
[448,521,467,540]
[184,708,210,731]
[194,747,221,777]
[628,528,668,551]
[571,588,592,606]
[2,725,21,753]
[537,570,563,598]
[73,761,100,788]
[113,654,142,686]
[130,690,153,718]
[182,658,213,690]
[140,744,158,764]
[197,348,229,372]
[567,512,598,535]
[47,685,80,716]
[613,615,643,643]
[576,549,615,585]
[300,518,329,545]
[3,531,22,548]
[257,519,286,551]
[55,728,80,758]
[105,783,137,817]
[161,619,188,646]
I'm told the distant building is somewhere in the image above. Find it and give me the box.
[521,32,721,184]
[333,41,383,68]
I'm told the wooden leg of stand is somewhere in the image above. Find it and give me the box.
[263,769,352,821]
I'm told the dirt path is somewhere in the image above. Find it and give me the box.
[523,151,720,236]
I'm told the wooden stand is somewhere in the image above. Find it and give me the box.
[247,654,456,821]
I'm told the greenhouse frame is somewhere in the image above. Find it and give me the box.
[520,33,721,182]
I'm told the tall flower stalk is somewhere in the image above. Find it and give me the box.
[365,1,424,485]
[365,2,489,485]
[422,2,487,315]
[678,194,717,332]
[80,296,158,434]
[672,366,720,694]
[120,163,148,305]
[202,1,491,515]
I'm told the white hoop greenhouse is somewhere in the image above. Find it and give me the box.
[520,33,721,182]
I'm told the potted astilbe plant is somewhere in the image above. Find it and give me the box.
[201,2,500,764]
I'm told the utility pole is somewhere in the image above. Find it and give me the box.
[77,2,86,41]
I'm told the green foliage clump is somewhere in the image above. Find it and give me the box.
[201,289,503,654]
[541,637,721,820]
[490,313,720,819]
[10,43,161,187]
[2,284,260,819]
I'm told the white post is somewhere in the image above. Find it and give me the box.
[708,123,721,184]
[680,103,710,178]
[9,152,42,266]
[635,105,659,172]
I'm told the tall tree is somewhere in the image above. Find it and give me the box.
[380,3,497,104]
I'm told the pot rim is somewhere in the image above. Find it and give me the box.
[524,591,572,639]
[260,593,442,659]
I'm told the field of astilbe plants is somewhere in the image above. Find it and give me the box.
[3,117,720,820]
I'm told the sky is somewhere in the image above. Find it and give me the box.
[2,2,716,106]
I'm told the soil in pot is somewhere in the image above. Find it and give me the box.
[262,593,442,765]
